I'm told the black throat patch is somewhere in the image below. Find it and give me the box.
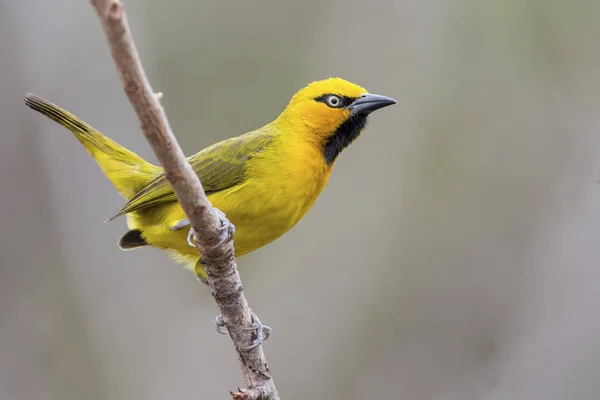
[323,114,368,164]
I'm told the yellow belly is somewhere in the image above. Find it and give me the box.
[127,156,331,271]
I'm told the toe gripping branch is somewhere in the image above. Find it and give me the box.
[172,211,270,351]
[171,208,235,250]
[216,312,272,351]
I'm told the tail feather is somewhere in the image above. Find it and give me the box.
[25,93,161,200]
[118,229,149,250]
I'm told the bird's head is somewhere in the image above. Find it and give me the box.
[277,77,396,164]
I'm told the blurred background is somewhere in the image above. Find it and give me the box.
[2,0,600,399]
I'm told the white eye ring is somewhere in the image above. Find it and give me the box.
[326,95,343,108]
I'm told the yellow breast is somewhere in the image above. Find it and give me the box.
[215,134,332,256]
[133,133,332,269]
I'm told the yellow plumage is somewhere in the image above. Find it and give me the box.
[25,78,395,281]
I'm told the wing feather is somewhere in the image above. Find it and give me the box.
[109,129,274,219]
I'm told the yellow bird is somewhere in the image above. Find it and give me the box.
[25,78,396,282]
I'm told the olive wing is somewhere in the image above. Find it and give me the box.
[109,130,274,219]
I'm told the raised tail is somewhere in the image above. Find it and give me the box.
[25,93,161,200]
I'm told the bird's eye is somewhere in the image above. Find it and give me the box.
[326,95,343,108]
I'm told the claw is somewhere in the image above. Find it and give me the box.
[187,228,195,247]
[215,315,228,334]
[179,208,235,249]
[194,260,209,285]
[212,208,236,247]
[169,218,196,247]
[242,312,272,351]
[214,312,271,350]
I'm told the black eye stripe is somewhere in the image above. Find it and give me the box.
[314,94,357,108]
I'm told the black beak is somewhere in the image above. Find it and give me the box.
[347,93,397,116]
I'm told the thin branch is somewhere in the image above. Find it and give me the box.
[88,1,279,399]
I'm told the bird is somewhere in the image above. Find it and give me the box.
[25,77,395,282]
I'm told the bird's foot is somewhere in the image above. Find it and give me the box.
[171,208,235,249]
[169,218,196,246]
[215,315,228,334]
[243,312,272,350]
[215,312,272,351]
[170,218,190,231]
[204,207,236,250]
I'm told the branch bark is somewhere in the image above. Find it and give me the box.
[89,1,279,399]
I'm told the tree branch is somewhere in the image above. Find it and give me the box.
[88,1,279,398]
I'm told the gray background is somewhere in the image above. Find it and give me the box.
[2,0,600,399]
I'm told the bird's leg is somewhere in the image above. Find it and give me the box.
[185,209,235,283]
[170,209,235,249]
[180,208,236,249]
[169,217,194,246]
[174,209,260,346]
[170,217,190,231]
[215,311,272,351]
[168,218,196,246]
